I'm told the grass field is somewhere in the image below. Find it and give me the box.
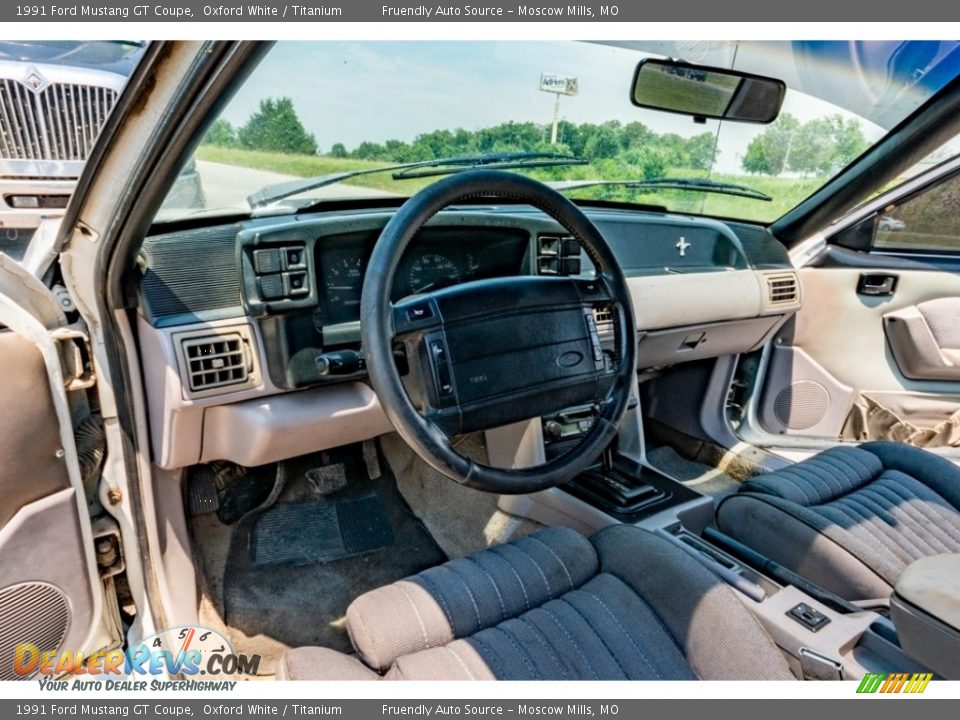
[195,145,429,195]
[196,145,824,222]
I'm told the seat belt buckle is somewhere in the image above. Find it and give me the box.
[798,647,843,680]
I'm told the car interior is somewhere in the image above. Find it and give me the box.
[2,39,960,683]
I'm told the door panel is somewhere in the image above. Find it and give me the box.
[757,267,960,444]
[0,490,97,680]
[884,298,960,380]
[0,328,106,679]
[0,332,73,524]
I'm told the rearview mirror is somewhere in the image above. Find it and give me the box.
[631,58,785,124]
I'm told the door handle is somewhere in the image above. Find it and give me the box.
[858,273,898,297]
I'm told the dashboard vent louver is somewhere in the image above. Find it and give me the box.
[765,272,800,306]
[593,306,615,340]
[180,333,251,393]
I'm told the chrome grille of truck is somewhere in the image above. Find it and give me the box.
[0,79,117,162]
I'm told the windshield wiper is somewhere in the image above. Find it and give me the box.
[247,162,413,208]
[550,177,773,202]
[247,151,586,208]
[390,151,587,180]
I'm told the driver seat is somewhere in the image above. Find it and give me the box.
[277,525,795,680]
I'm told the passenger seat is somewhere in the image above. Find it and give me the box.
[715,442,960,600]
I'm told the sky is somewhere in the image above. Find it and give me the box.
[219,41,925,176]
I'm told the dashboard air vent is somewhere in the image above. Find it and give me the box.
[765,272,800,307]
[180,333,252,393]
[593,306,615,341]
[537,233,582,276]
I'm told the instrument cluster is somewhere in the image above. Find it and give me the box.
[315,226,530,326]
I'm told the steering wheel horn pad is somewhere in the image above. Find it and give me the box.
[361,170,637,494]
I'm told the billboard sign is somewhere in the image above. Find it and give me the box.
[540,73,579,96]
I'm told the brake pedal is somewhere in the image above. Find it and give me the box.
[305,461,348,495]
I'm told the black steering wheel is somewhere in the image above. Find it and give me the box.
[360,170,637,494]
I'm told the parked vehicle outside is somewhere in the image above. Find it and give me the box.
[0,40,203,260]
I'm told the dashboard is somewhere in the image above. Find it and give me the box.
[136,204,802,470]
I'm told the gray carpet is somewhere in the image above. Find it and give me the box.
[381,432,544,558]
[219,444,447,656]
[645,445,741,500]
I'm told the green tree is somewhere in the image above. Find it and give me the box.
[350,141,388,160]
[741,113,800,175]
[414,129,458,158]
[620,121,654,151]
[475,122,543,153]
[383,139,414,161]
[686,133,718,171]
[556,120,587,155]
[827,115,868,167]
[583,123,621,160]
[203,118,236,147]
[657,133,692,168]
[624,146,667,180]
[787,117,836,176]
[328,142,348,158]
[237,98,317,155]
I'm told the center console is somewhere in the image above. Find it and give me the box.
[890,554,960,679]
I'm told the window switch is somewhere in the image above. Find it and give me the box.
[787,603,831,633]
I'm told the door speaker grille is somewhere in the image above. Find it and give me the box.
[0,582,70,680]
[773,381,829,430]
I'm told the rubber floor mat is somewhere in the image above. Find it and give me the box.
[221,443,447,654]
[251,494,394,566]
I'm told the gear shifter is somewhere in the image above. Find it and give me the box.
[574,467,665,511]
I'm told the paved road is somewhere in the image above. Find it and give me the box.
[196,160,396,211]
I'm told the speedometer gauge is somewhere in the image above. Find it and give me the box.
[324,252,364,312]
[407,253,461,294]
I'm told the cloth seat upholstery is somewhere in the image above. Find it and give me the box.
[281,525,795,681]
[716,442,960,601]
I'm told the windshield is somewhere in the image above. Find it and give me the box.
[0,40,143,63]
[159,40,960,224]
